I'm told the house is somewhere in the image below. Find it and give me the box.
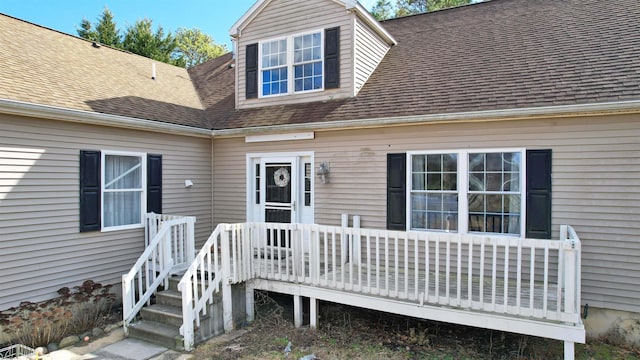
[1,0,639,357]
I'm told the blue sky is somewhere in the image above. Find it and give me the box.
[0,0,377,49]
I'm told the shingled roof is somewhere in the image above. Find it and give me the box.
[195,0,640,130]
[2,0,640,132]
[0,14,206,129]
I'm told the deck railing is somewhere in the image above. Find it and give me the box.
[178,223,250,351]
[122,214,196,330]
[145,213,196,272]
[178,222,582,351]
[249,222,582,324]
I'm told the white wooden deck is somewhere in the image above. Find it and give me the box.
[175,222,585,359]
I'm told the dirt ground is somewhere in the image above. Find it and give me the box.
[193,291,640,360]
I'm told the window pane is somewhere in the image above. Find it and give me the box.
[294,36,302,50]
[504,172,520,191]
[313,76,322,89]
[468,193,484,212]
[103,191,142,227]
[427,154,442,172]
[412,193,426,211]
[105,155,141,189]
[443,173,457,191]
[486,172,502,191]
[486,194,502,213]
[412,155,425,172]
[294,79,303,92]
[426,193,442,211]
[412,211,426,229]
[426,173,441,190]
[486,153,502,171]
[469,172,484,191]
[313,62,322,75]
[412,173,425,190]
[313,32,321,46]
[443,154,457,172]
[504,194,521,213]
[469,153,484,172]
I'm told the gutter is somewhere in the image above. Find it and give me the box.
[0,98,211,138]
[212,100,640,137]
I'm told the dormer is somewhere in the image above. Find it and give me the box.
[230,0,396,110]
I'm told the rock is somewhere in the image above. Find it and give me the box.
[59,335,80,348]
[47,343,59,353]
[617,319,640,347]
[104,323,121,333]
[92,327,105,337]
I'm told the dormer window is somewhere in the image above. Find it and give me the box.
[260,31,324,97]
[293,33,323,92]
[245,27,339,100]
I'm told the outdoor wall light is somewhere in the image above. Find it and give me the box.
[317,161,330,184]
[185,179,193,188]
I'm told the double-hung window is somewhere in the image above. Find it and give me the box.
[409,149,524,236]
[260,31,323,97]
[79,150,162,232]
[102,151,146,230]
[261,39,288,96]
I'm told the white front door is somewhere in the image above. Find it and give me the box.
[247,153,314,225]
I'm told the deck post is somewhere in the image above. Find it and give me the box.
[310,297,318,328]
[564,341,575,360]
[293,295,303,328]
[246,286,255,323]
[185,216,196,264]
[341,214,349,265]
[353,215,361,266]
[221,228,234,332]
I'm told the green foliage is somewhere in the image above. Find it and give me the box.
[371,0,473,20]
[174,28,228,68]
[76,7,120,47]
[122,19,183,66]
[0,280,115,348]
[371,0,394,21]
[76,8,225,67]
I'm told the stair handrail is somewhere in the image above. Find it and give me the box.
[122,217,185,330]
[178,224,225,351]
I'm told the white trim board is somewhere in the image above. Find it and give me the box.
[245,132,315,143]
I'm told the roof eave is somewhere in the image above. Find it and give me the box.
[0,98,212,138]
[351,2,397,45]
[212,100,640,137]
[229,0,396,46]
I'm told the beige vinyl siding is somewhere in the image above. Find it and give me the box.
[211,114,640,313]
[235,0,354,109]
[354,19,391,94]
[0,114,212,310]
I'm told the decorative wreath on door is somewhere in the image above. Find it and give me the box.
[274,167,290,187]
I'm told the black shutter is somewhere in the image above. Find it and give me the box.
[526,149,552,239]
[147,154,162,214]
[246,43,258,99]
[324,27,340,89]
[80,150,101,232]
[387,153,406,230]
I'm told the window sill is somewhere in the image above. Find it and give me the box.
[101,223,144,232]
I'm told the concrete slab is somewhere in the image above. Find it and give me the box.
[92,339,167,360]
